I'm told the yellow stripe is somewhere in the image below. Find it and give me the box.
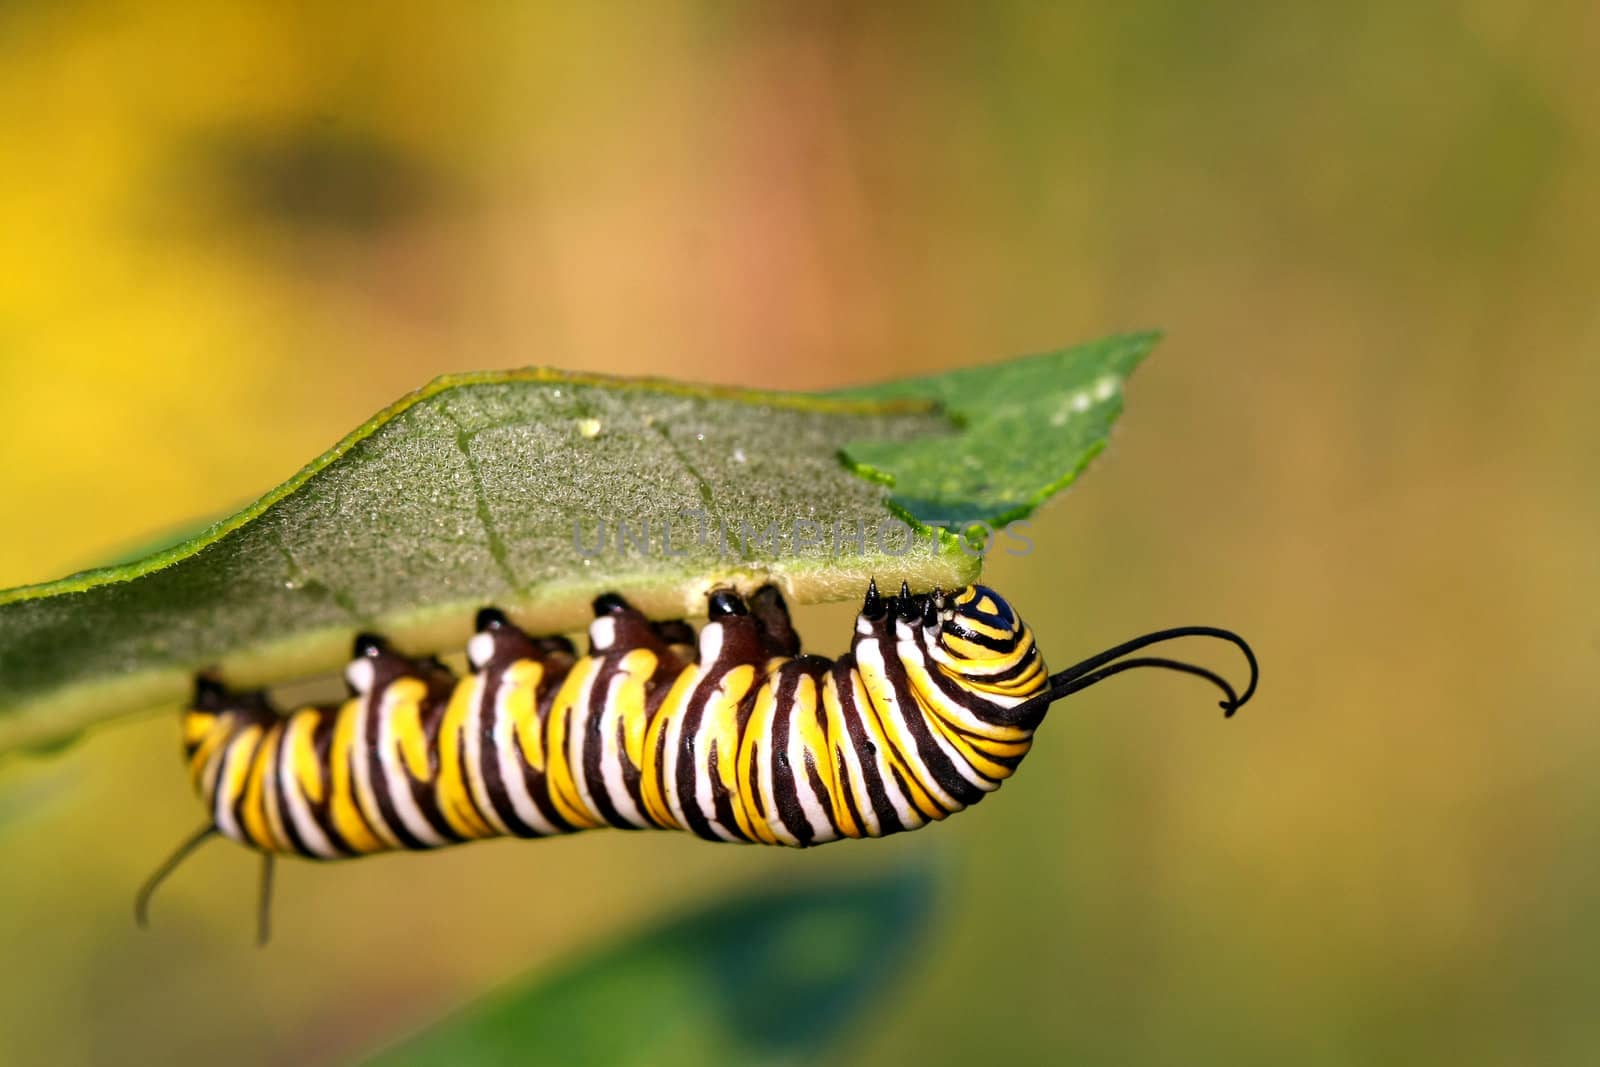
[944,634,1026,667]
[183,711,215,747]
[958,617,1014,641]
[736,676,782,845]
[961,656,1047,696]
[503,660,546,773]
[240,728,278,849]
[614,650,655,772]
[260,726,291,852]
[286,710,325,805]
[543,662,605,829]
[328,700,385,853]
[841,669,934,833]
[790,674,845,832]
[703,664,758,841]
[899,656,1022,781]
[640,668,697,829]
[433,677,493,837]
[188,714,230,792]
[217,725,263,827]
[856,660,954,815]
[818,676,865,837]
[385,678,433,781]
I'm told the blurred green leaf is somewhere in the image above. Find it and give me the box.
[360,866,938,1067]
[0,339,1149,755]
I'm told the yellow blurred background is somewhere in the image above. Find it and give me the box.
[2,2,1596,1063]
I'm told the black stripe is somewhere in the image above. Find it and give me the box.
[364,690,426,851]
[979,641,1042,684]
[406,683,465,845]
[269,720,320,859]
[944,622,1018,654]
[829,660,907,834]
[802,749,842,841]
[834,747,869,838]
[674,677,718,842]
[767,669,814,846]
[579,658,641,831]
[615,713,650,824]
[650,696,678,828]
[523,670,581,834]
[886,764,932,828]
[224,723,271,847]
[708,740,753,841]
[746,736,766,823]
[617,651,681,827]
[875,638,986,807]
[324,708,388,855]
[477,664,554,837]
[922,635,1049,732]
[308,711,355,855]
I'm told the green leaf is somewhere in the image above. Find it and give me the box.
[358,866,938,1067]
[0,337,1152,755]
[836,332,1156,526]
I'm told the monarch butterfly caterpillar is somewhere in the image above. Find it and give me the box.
[138,580,1257,943]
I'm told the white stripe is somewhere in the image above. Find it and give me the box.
[595,662,649,828]
[691,678,741,842]
[824,673,882,837]
[662,666,704,832]
[196,713,233,808]
[261,732,290,851]
[490,667,560,835]
[856,666,928,831]
[211,737,249,842]
[562,661,607,825]
[278,716,337,859]
[926,636,1037,688]
[855,639,966,808]
[892,628,995,792]
[751,682,801,846]
[785,691,836,843]
[461,674,513,836]
[350,693,403,849]
[376,688,446,847]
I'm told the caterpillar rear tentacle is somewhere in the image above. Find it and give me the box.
[140,581,1258,942]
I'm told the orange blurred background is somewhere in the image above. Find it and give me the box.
[2,3,1596,1064]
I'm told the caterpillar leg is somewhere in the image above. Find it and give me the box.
[749,584,801,658]
[469,608,580,687]
[145,673,284,944]
[134,821,217,931]
[256,851,275,947]
[347,631,456,702]
[589,593,677,659]
[650,619,697,667]
[137,817,275,945]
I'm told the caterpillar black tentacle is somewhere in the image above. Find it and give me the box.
[141,581,1258,941]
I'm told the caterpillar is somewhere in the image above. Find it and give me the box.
[137,580,1257,943]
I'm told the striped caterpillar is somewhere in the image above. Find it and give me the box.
[138,580,1257,942]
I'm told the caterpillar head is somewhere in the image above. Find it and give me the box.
[924,584,1048,700]
[861,580,1048,703]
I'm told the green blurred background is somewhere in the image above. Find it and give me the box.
[2,2,1596,1064]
